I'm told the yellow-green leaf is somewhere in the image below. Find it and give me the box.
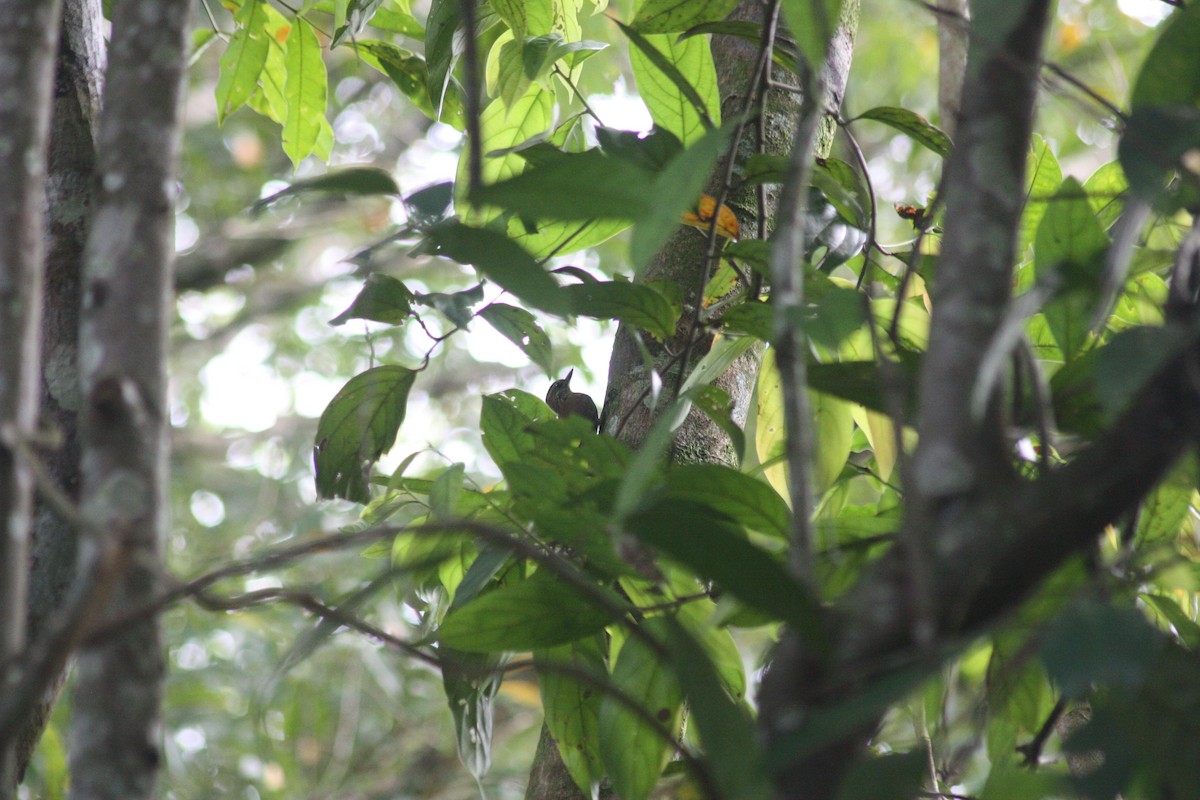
[283,19,328,168]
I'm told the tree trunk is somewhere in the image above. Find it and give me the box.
[526,2,859,795]
[66,0,189,797]
[17,0,104,779]
[0,0,65,793]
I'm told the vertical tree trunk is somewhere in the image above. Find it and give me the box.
[17,0,104,779]
[526,2,859,796]
[67,0,189,797]
[0,0,65,793]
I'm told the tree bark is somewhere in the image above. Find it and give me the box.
[16,0,104,779]
[67,0,189,797]
[0,0,64,793]
[526,2,859,796]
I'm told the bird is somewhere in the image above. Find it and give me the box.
[545,369,600,432]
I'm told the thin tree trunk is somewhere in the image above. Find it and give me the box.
[0,0,64,794]
[67,0,189,796]
[525,2,859,796]
[16,0,104,779]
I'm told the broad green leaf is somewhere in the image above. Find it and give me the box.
[679,334,758,395]
[1141,593,1200,649]
[625,498,828,651]
[283,19,328,168]
[429,462,465,521]
[1134,453,1198,546]
[479,303,554,375]
[691,384,748,464]
[811,389,854,495]
[471,148,654,219]
[854,106,952,159]
[630,118,738,270]
[479,390,557,473]
[424,0,460,116]
[804,357,920,417]
[216,0,271,123]
[425,221,569,314]
[833,753,926,800]
[561,281,679,339]
[1040,601,1165,697]
[537,638,607,797]
[631,0,739,34]
[437,571,628,651]
[851,405,897,481]
[623,22,718,145]
[330,0,386,47]
[1129,0,1200,109]
[441,649,503,777]
[756,349,788,500]
[987,631,1055,735]
[662,619,770,800]
[1119,104,1200,210]
[414,283,485,328]
[251,166,399,214]
[1018,135,1062,258]
[356,41,464,127]
[248,5,289,124]
[1093,325,1184,420]
[314,366,417,503]
[778,0,843,72]
[1084,160,1127,232]
[664,464,790,539]
[600,619,681,800]
[329,273,414,326]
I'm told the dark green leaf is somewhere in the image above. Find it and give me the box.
[414,283,484,328]
[331,0,385,47]
[778,0,843,71]
[424,0,460,119]
[479,390,557,473]
[855,106,952,159]
[665,464,789,539]
[1094,325,1184,420]
[314,366,417,503]
[679,20,799,73]
[442,649,503,777]
[470,148,654,220]
[429,462,465,521]
[1119,105,1200,209]
[600,619,681,800]
[1040,601,1165,697]
[663,619,769,799]
[721,300,772,340]
[625,499,828,653]
[1134,454,1198,546]
[596,126,683,172]
[426,222,569,314]
[479,303,554,375]
[805,355,920,418]
[631,0,739,34]
[742,153,788,186]
[437,571,628,651]
[251,167,398,214]
[356,41,464,127]
[833,752,926,800]
[562,281,679,340]
[1130,1,1200,109]
[404,181,455,227]
[536,638,607,796]
[329,273,415,326]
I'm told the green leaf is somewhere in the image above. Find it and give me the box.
[561,281,679,339]
[625,499,828,653]
[479,390,557,473]
[471,148,654,220]
[805,358,919,418]
[680,19,800,73]
[215,0,271,123]
[404,181,455,228]
[810,389,855,495]
[429,462,465,521]
[329,273,414,326]
[1093,325,1184,421]
[283,18,328,168]
[314,366,417,503]
[251,167,399,214]
[778,0,843,72]
[536,638,607,797]
[600,619,681,800]
[1130,0,1200,109]
[424,0,460,117]
[479,303,554,375]
[630,118,739,270]
[664,464,790,539]
[1119,104,1200,210]
[631,0,739,34]
[414,283,484,328]
[1084,160,1127,232]
[356,41,464,127]
[1133,453,1198,546]
[1040,601,1165,697]
[854,106,952,159]
[437,571,628,651]
[1018,135,1063,257]
[833,753,926,800]
[441,649,503,777]
[691,384,748,464]
[426,221,569,314]
[1141,593,1200,650]
[662,619,770,800]
[330,0,386,47]
[622,21,718,145]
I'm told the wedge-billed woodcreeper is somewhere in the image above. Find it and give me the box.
[545,369,600,431]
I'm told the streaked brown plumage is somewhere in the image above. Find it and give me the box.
[545,369,599,431]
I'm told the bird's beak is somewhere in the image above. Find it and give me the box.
[565,368,574,384]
